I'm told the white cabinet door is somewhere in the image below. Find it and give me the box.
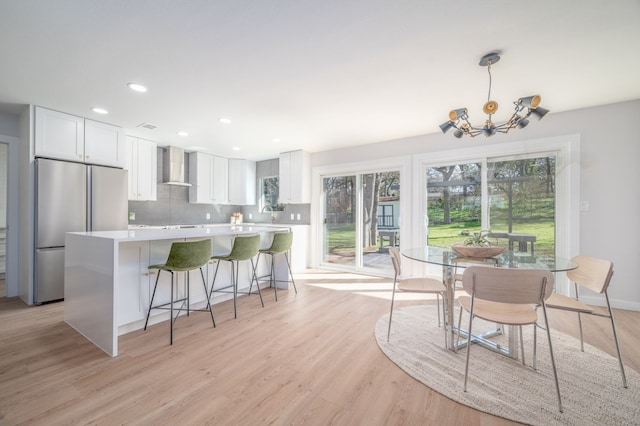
[85,119,126,167]
[127,136,157,201]
[135,138,157,201]
[228,159,256,205]
[118,242,150,326]
[35,106,85,162]
[35,106,125,167]
[279,150,310,203]
[212,155,229,204]
[189,152,214,204]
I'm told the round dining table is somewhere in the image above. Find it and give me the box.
[402,245,578,357]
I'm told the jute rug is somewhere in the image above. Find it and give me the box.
[375,305,640,425]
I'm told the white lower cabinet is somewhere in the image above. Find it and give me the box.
[118,242,150,326]
[119,238,215,329]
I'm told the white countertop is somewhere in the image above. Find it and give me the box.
[68,224,292,242]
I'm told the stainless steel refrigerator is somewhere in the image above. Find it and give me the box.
[34,158,128,304]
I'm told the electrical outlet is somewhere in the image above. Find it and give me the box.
[128,211,135,221]
[206,213,211,220]
[290,213,295,221]
[249,213,252,219]
[580,201,590,211]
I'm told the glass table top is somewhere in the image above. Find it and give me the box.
[402,245,577,272]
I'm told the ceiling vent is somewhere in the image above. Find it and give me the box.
[137,123,157,130]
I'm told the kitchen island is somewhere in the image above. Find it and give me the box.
[64,225,291,356]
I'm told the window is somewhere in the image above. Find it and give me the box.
[259,176,282,211]
[426,153,557,259]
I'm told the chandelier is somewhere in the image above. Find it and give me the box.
[439,52,549,138]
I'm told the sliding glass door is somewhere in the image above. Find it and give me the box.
[322,171,400,273]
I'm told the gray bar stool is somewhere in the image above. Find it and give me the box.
[256,231,297,301]
[144,239,215,345]
[209,234,264,318]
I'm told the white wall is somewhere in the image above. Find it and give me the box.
[311,99,640,311]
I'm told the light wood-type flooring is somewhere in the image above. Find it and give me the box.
[1,271,638,425]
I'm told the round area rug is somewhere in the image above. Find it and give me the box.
[375,305,640,426]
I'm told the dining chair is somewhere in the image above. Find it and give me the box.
[209,234,264,319]
[387,247,448,347]
[255,231,297,301]
[542,255,627,388]
[144,239,215,345]
[458,265,563,412]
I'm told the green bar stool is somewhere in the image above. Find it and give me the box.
[257,231,297,301]
[144,239,215,345]
[209,234,264,318]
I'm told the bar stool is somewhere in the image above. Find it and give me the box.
[144,239,215,345]
[209,234,264,318]
[256,231,297,301]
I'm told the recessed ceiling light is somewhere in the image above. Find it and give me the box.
[272,138,281,143]
[219,117,231,124]
[232,146,240,151]
[127,82,148,93]
[91,107,108,114]
[177,131,189,137]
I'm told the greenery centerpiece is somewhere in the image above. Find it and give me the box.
[452,230,505,258]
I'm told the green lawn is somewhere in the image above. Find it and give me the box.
[326,220,556,257]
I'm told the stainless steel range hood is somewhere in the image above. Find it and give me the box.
[162,146,191,186]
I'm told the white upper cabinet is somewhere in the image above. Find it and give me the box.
[85,119,126,168]
[228,159,256,205]
[35,106,125,167]
[212,155,229,204]
[189,152,229,204]
[279,150,310,203]
[189,152,214,204]
[35,107,84,162]
[126,136,157,201]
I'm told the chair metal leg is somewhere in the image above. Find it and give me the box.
[144,270,162,330]
[271,254,278,301]
[232,260,238,319]
[605,292,628,388]
[284,252,297,294]
[436,294,441,327]
[169,271,174,345]
[249,257,264,307]
[386,278,398,341]
[200,267,215,328]
[533,322,538,370]
[455,304,464,353]
[209,260,221,300]
[186,271,190,317]
[463,298,475,392]
[541,303,563,412]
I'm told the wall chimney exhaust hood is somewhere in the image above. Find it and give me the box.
[162,146,191,186]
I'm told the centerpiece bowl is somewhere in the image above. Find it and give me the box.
[451,243,505,258]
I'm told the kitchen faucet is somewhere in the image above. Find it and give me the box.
[262,205,275,223]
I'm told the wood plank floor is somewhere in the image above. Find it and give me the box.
[1,271,638,425]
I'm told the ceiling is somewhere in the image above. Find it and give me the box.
[1,0,639,161]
